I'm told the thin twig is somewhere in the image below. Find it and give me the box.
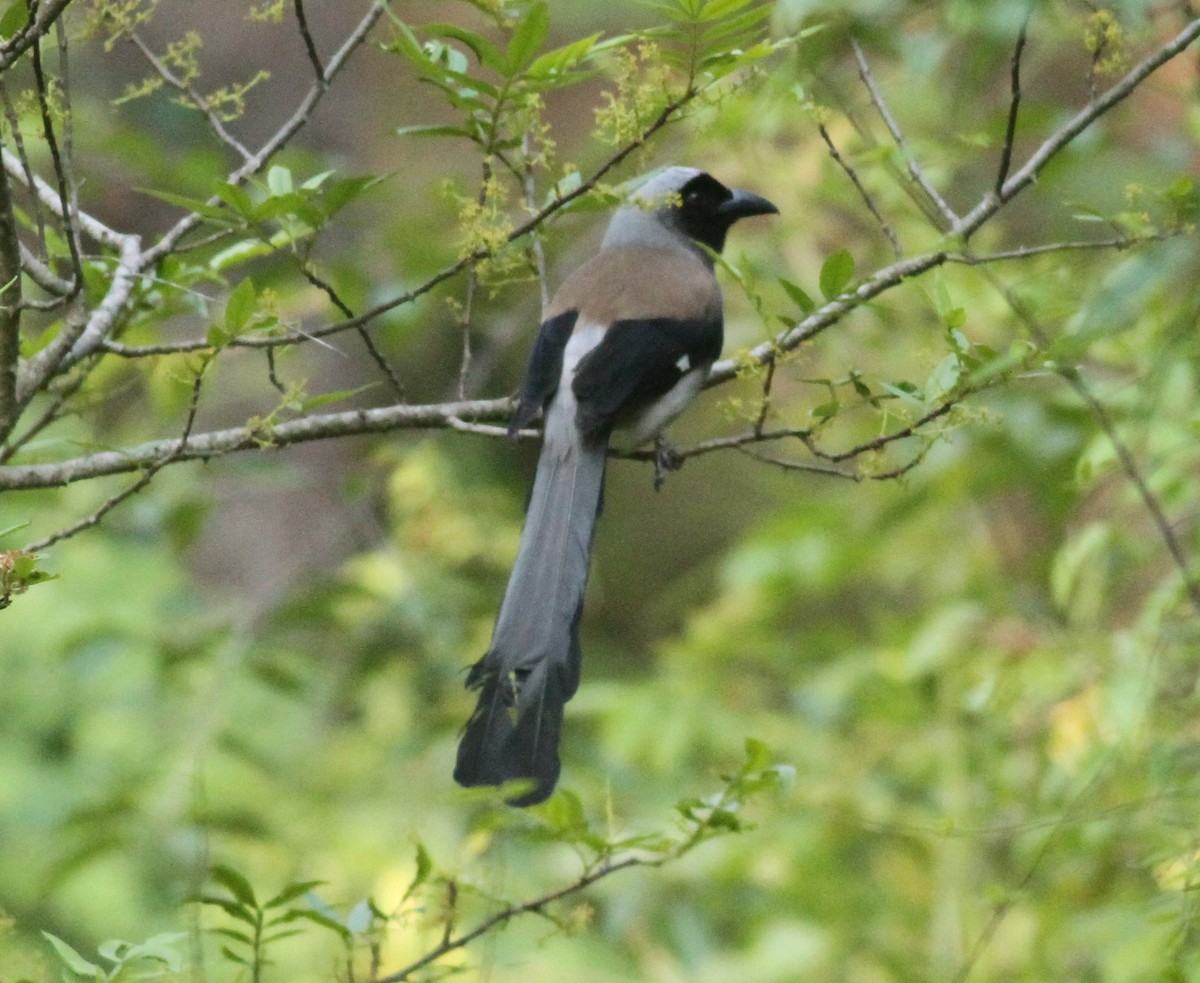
[0,0,73,73]
[976,264,1200,614]
[995,11,1031,194]
[293,0,325,79]
[817,121,902,257]
[0,368,86,463]
[103,89,705,362]
[373,857,644,983]
[0,79,46,252]
[29,29,83,294]
[1062,367,1200,612]
[26,362,209,552]
[141,0,386,266]
[128,31,254,161]
[954,16,1200,240]
[0,132,20,439]
[297,262,405,400]
[0,395,513,490]
[850,39,959,228]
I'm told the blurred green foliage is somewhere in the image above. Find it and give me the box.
[2,0,1200,981]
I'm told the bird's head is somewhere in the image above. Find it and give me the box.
[603,165,778,258]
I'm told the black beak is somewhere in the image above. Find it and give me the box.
[719,188,779,220]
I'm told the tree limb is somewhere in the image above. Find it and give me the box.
[0,396,512,490]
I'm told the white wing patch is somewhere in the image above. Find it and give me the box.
[675,353,692,373]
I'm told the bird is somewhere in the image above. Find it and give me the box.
[453,165,777,806]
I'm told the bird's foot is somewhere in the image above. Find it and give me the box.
[653,436,683,491]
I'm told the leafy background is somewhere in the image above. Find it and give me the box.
[2,0,1200,980]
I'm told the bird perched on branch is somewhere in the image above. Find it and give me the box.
[454,166,777,805]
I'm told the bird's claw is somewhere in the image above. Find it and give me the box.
[653,437,683,491]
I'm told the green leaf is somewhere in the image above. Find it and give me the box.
[504,1,550,73]
[265,879,324,909]
[277,908,353,941]
[778,277,815,315]
[0,2,29,38]
[139,187,242,227]
[742,736,772,772]
[298,384,377,412]
[267,165,293,197]
[403,842,432,901]
[211,864,258,908]
[0,520,30,540]
[394,123,472,140]
[818,248,854,299]
[214,183,256,219]
[209,238,274,272]
[699,0,757,20]
[527,32,601,79]
[42,933,101,977]
[426,23,505,72]
[224,278,256,336]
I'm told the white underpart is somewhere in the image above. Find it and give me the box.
[546,318,710,452]
[543,320,605,455]
[621,363,709,449]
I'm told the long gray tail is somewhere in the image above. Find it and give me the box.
[454,423,607,806]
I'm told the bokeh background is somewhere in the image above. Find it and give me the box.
[3,0,1200,980]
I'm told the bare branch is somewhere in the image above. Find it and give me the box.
[142,0,386,266]
[977,264,1200,614]
[17,232,141,400]
[995,10,1031,194]
[29,26,83,294]
[293,0,325,79]
[850,39,959,228]
[0,79,47,252]
[817,120,902,257]
[0,396,513,490]
[0,0,73,73]
[954,16,1200,240]
[374,857,644,983]
[296,261,405,400]
[1063,366,1200,613]
[0,137,20,438]
[26,362,209,552]
[128,31,254,162]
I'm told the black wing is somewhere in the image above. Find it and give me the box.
[508,310,578,436]
[571,315,723,441]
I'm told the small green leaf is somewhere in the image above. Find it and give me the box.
[404,842,432,901]
[210,238,274,272]
[214,183,256,219]
[527,32,601,79]
[42,933,101,976]
[265,879,324,909]
[818,248,854,299]
[267,165,293,197]
[394,123,472,139]
[211,864,258,908]
[426,23,505,72]
[505,1,549,73]
[224,278,256,336]
[742,737,772,772]
[698,0,757,21]
[924,353,962,401]
[0,1,29,38]
[279,908,352,941]
[778,277,815,314]
[298,384,377,412]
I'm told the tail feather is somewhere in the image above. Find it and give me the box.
[454,421,606,805]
